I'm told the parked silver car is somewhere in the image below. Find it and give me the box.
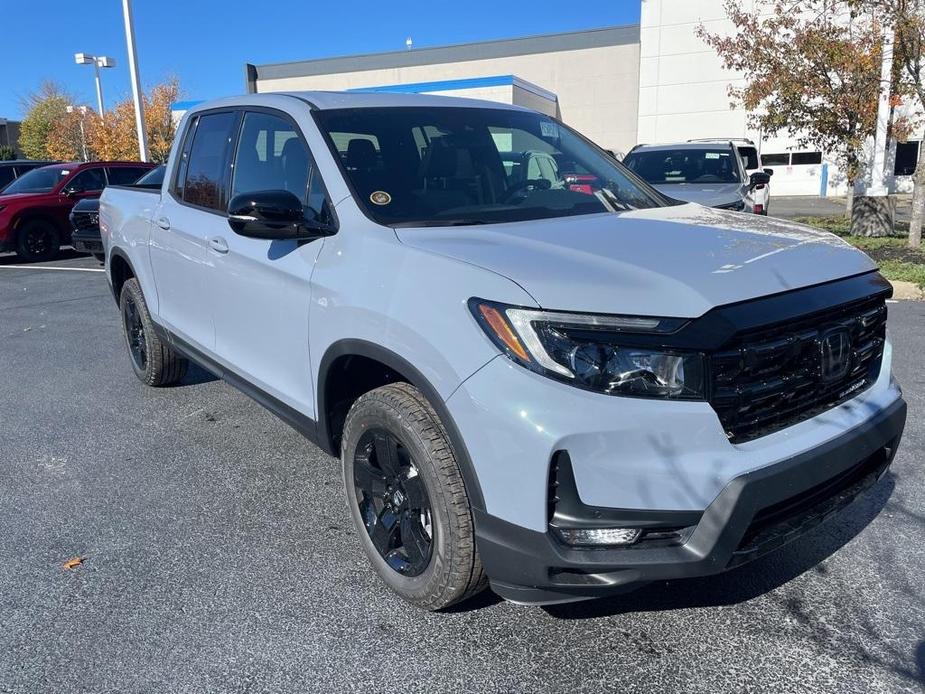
[622,141,770,213]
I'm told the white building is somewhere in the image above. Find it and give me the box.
[242,0,922,196]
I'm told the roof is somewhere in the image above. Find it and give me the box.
[629,142,739,153]
[0,160,58,166]
[245,24,640,89]
[186,90,532,114]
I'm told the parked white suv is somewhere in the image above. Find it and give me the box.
[101,93,906,609]
[691,138,774,214]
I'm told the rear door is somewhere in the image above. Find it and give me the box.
[207,108,334,415]
[149,110,239,351]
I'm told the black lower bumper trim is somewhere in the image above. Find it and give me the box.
[476,397,906,604]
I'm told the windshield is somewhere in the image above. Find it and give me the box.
[313,107,663,227]
[2,166,69,194]
[623,148,741,185]
[134,165,165,186]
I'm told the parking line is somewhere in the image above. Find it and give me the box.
[0,265,105,273]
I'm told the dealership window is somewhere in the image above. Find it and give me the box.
[761,153,790,166]
[791,151,822,165]
[894,141,920,176]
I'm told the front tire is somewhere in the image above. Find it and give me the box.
[119,278,188,386]
[16,220,60,262]
[342,383,486,610]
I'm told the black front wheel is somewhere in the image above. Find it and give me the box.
[342,383,486,610]
[16,220,60,262]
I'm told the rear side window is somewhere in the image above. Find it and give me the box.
[66,167,106,193]
[0,167,14,189]
[107,167,151,185]
[182,111,238,211]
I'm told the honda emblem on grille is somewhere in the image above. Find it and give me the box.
[819,329,852,382]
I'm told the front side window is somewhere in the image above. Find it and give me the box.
[738,146,759,170]
[66,167,106,193]
[183,111,237,211]
[314,106,662,227]
[232,111,334,224]
[0,167,14,189]
[623,148,741,185]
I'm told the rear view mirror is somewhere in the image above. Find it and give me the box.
[750,171,771,189]
[227,190,334,241]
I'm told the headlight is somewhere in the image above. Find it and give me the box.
[469,299,705,399]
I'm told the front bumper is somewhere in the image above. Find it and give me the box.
[71,229,103,254]
[476,397,905,604]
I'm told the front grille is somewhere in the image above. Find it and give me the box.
[71,211,99,232]
[710,296,887,442]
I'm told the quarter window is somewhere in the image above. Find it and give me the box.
[183,111,237,211]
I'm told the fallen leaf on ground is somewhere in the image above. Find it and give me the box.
[62,557,83,570]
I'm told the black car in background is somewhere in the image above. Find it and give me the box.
[0,160,60,191]
[70,165,165,261]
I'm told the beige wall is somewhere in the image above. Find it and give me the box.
[255,42,641,153]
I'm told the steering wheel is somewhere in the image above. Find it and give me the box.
[499,178,551,204]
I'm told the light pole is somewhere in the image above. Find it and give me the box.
[74,53,116,115]
[66,105,90,161]
[121,0,149,162]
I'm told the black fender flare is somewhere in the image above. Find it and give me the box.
[317,339,485,511]
[107,247,137,304]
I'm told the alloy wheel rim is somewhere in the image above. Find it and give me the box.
[26,229,50,255]
[123,297,147,371]
[353,429,433,576]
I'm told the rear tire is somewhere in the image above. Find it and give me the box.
[119,278,188,386]
[16,220,60,262]
[342,382,486,610]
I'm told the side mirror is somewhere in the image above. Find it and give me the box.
[750,171,771,188]
[762,168,774,177]
[227,190,334,241]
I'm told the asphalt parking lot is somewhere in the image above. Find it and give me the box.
[1,251,923,694]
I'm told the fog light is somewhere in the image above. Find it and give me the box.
[554,527,642,547]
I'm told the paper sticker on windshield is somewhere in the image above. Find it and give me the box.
[370,191,392,206]
[540,121,558,139]
[704,152,720,159]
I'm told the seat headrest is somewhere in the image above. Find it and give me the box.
[422,145,475,179]
[345,138,378,170]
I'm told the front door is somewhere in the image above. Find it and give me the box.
[207,109,335,416]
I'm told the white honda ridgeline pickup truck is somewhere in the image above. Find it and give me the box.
[101,92,906,609]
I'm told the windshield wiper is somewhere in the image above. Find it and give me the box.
[391,219,490,228]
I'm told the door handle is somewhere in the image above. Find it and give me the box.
[156,216,170,230]
[209,236,229,254]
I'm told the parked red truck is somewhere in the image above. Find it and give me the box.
[0,161,154,261]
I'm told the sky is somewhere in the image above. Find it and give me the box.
[3,1,640,120]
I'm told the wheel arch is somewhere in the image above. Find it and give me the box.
[317,339,485,511]
[108,247,136,305]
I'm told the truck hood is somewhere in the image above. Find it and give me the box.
[650,183,743,208]
[394,204,876,317]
